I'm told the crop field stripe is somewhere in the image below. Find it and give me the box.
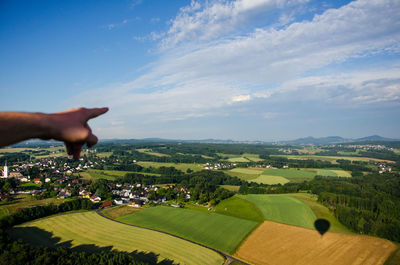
[10,211,225,265]
[117,206,259,254]
[98,210,250,265]
[235,220,396,265]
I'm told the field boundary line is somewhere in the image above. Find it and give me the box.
[96,209,250,265]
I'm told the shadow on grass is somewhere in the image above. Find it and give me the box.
[9,226,176,265]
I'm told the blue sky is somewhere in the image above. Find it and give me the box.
[1,0,399,141]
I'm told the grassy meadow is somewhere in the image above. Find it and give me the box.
[9,211,224,265]
[215,195,263,222]
[238,194,316,229]
[117,206,259,253]
[0,194,69,218]
[137,161,204,172]
[136,148,170,157]
[79,169,160,181]
[226,167,351,184]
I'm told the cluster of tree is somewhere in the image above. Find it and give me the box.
[315,173,400,242]
[0,178,18,195]
[0,153,30,164]
[0,241,156,265]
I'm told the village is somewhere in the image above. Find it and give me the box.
[0,155,192,209]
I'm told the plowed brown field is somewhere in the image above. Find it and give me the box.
[235,221,396,265]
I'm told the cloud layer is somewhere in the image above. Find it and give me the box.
[75,0,400,139]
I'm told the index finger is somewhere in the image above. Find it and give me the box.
[85,107,109,120]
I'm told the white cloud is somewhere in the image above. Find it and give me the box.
[260,68,400,104]
[75,0,400,138]
[161,0,308,49]
[232,95,251,102]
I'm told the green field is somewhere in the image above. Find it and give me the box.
[289,193,353,234]
[227,167,351,184]
[220,153,264,163]
[219,185,240,192]
[9,211,224,265]
[225,168,263,181]
[136,148,170,157]
[0,195,69,218]
[215,196,263,222]
[238,194,316,229]
[137,161,204,172]
[117,206,259,253]
[80,169,160,181]
[251,175,290,185]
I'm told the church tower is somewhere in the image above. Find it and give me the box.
[2,161,8,178]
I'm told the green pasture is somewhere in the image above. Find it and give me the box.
[96,152,113,157]
[0,195,68,217]
[227,167,351,184]
[80,169,160,181]
[216,195,263,222]
[136,148,170,157]
[9,211,224,265]
[220,153,264,163]
[225,168,262,181]
[219,185,240,192]
[183,203,212,213]
[263,168,316,180]
[251,175,290,185]
[226,157,250,162]
[242,153,264,162]
[137,161,204,172]
[238,194,316,229]
[117,206,259,254]
[289,193,353,234]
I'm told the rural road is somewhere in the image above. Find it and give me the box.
[96,209,250,265]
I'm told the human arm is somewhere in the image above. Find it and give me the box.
[0,107,108,159]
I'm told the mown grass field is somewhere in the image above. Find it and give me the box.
[9,211,224,265]
[136,148,170,157]
[0,195,69,218]
[226,167,351,184]
[101,205,142,219]
[238,194,316,229]
[235,220,396,265]
[219,153,264,162]
[80,169,160,181]
[251,174,290,184]
[219,185,240,192]
[215,195,263,222]
[137,161,204,172]
[117,206,259,254]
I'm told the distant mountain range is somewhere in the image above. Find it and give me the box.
[282,135,399,145]
[11,135,399,147]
